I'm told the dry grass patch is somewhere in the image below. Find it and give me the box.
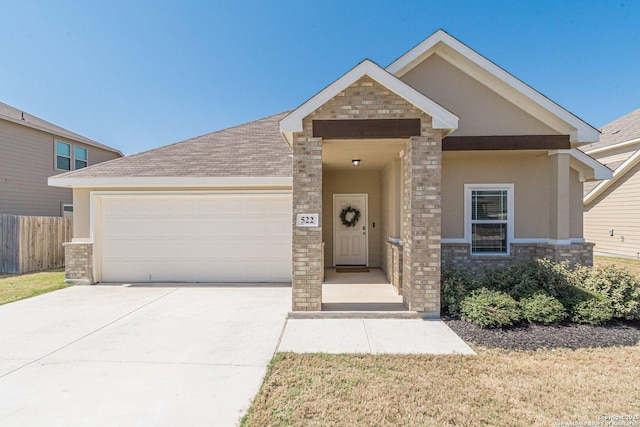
[242,346,640,427]
[0,269,69,305]
[594,255,640,277]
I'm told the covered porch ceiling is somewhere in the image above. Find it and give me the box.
[322,138,406,171]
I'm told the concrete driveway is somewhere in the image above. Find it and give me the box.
[0,284,291,427]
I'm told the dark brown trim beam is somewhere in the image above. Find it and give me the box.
[443,135,570,151]
[313,119,421,139]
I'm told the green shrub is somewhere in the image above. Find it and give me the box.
[580,265,640,320]
[571,296,615,325]
[479,259,576,300]
[558,285,614,325]
[519,293,567,324]
[444,260,639,327]
[460,288,521,328]
[441,268,480,316]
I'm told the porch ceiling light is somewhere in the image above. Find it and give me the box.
[352,159,361,167]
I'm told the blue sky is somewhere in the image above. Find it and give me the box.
[1,1,638,155]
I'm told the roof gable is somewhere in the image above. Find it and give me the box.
[387,30,599,144]
[584,148,640,205]
[279,59,459,145]
[583,108,640,204]
[0,101,123,156]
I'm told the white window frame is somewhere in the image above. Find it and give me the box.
[74,146,88,169]
[464,184,514,256]
[62,204,74,218]
[55,140,72,171]
[55,140,89,171]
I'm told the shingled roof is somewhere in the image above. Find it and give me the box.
[582,107,640,153]
[582,108,640,197]
[52,111,292,179]
[0,101,122,155]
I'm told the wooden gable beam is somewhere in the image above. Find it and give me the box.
[443,135,570,151]
[313,119,421,139]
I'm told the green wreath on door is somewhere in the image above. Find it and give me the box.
[339,205,361,228]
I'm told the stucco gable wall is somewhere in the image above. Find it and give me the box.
[400,54,558,137]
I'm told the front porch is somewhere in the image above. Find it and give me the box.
[322,268,405,312]
[282,66,457,314]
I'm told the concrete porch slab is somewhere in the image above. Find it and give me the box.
[278,318,476,355]
[322,268,404,306]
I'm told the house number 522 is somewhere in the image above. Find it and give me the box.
[296,213,319,227]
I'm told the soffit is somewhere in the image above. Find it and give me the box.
[322,138,405,171]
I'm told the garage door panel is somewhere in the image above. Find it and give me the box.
[146,219,200,238]
[99,194,292,283]
[268,216,291,236]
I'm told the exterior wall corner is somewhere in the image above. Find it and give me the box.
[63,241,94,285]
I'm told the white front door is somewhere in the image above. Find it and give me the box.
[333,194,368,266]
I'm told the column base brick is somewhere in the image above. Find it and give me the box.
[63,241,94,285]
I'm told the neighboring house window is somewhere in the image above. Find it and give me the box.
[62,204,73,218]
[56,141,71,171]
[465,184,513,255]
[75,146,88,169]
[55,141,88,171]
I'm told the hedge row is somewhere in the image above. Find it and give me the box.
[442,259,640,328]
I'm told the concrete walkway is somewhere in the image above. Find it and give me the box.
[278,318,475,354]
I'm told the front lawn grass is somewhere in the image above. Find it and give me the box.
[594,255,640,277]
[0,269,70,305]
[242,345,640,426]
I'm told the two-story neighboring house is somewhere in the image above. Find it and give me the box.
[0,101,122,217]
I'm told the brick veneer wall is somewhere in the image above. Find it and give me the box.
[63,241,94,285]
[401,126,442,315]
[292,124,323,311]
[392,243,403,294]
[442,242,594,272]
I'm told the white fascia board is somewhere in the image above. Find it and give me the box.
[387,30,599,144]
[568,148,613,180]
[279,59,459,136]
[585,137,640,155]
[549,149,613,182]
[48,176,293,189]
[584,148,640,205]
[386,30,448,76]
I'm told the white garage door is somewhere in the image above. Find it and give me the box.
[96,193,292,283]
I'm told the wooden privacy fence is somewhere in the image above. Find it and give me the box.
[0,214,73,274]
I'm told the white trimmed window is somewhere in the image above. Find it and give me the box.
[56,141,71,171]
[55,141,89,171]
[75,146,88,169]
[465,184,514,255]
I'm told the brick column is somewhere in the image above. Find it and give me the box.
[402,131,442,315]
[63,241,94,285]
[291,131,323,311]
